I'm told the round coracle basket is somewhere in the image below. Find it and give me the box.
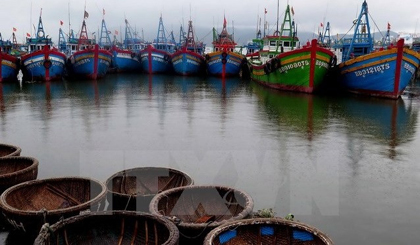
[34,210,180,245]
[0,143,21,158]
[0,156,39,194]
[105,167,194,212]
[149,185,254,244]
[0,176,107,233]
[203,217,334,245]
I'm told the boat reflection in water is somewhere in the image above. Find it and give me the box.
[251,81,330,141]
[334,96,417,160]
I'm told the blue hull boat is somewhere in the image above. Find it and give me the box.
[0,52,19,83]
[338,0,420,99]
[139,45,172,74]
[206,17,244,77]
[111,47,141,73]
[21,45,66,82]
[68,44,112,80]
[206,51,244,77]
[172,50,205,75]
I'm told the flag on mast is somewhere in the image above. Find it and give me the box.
[84,10,89,19]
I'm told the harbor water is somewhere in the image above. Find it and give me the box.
[1,73,420,244]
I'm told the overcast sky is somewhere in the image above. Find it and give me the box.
[1,0,418,45]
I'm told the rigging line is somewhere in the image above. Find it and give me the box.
[337,23,356,43]
[368,12,385,39]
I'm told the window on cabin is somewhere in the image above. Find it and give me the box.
[284,41,290,47]
[270,41,276,46]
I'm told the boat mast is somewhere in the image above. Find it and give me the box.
[99,11,112,48]
[274,0,280,36]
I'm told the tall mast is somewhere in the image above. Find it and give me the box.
[274,0,280,36]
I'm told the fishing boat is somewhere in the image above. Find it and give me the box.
[205,17,245,77]
[66,10,112,80]
[34,211,179,245]
[337,0,420,99]
[20,12,66,82]
[109,19,142,73]
[203,218,334,245]
[149,185,254,244]
[0,33,20,83]
[105,167,194,212]
[171,20,206,76]
[248,3,334,93]
[0,177,106,234]
[139,16,175,74]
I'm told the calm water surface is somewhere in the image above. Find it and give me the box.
[1,73,420,244]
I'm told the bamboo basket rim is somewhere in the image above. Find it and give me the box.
[0,176,107,216]
[0,156,39,179]
[149,185,254,229]
[0,143,22,158]
[105,166,194,198]
[203,217,334,245]
[36,210,180,245]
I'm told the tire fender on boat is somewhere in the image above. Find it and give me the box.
[264,61,271,74]
[131,52,136,59]
[330,55,337,67]
[222,52,227,58]
[43,59,52,69]
[205,54,210,61]
[222,58,227,65]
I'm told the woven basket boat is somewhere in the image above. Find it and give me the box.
[105,167,194,212]
[34,211,180,245]
[0,143,21,158]
[149,185,254,244]
[0,177,107,233]
[0,156,39,194]
[203,217,334,245]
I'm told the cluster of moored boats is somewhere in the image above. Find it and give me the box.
[0,142,334,244]
[1,0,420,100]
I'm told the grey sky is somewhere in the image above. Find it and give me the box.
[1,0,418,46]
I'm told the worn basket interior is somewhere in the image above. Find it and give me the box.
[0,144,21,158]
[107,167,193,197]
[34,211,179,245]
[204,218,334,245]
[2,178,105,212]
[150,186,253,228]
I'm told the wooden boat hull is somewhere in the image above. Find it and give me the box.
[139,45,172,74]
[203,218,334,245]
[105,167,193,212]
[67,44,112,80]
[0,52,19,83]
[0,177,106,233]
[21,45,66,82]
[0,157,38,194]
[111,47,141,73]
[34,211,179,245]
[150,185,254,244]
[250,39,334,93]
[172,50,205,76]
[338,39,420,99]
[0,143,21,158]
[206,51,244,77]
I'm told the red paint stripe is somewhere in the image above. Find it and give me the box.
[309,39,317,88]
[44,46,50,81]
[93,44,99,80]
[148,46,152,74]
[394,39,404,96]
